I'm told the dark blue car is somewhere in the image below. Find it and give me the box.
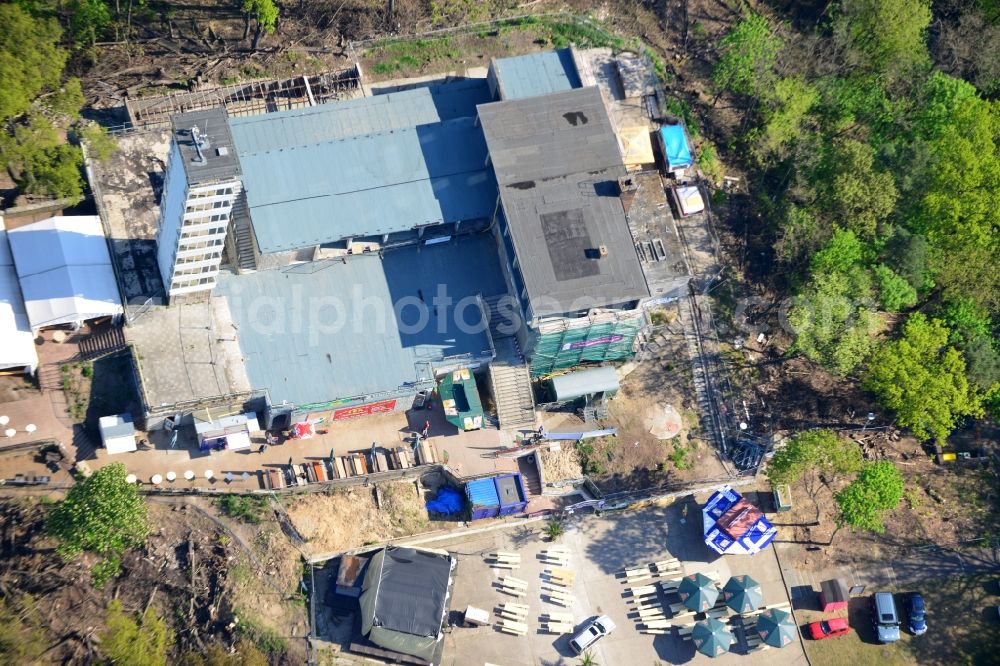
[907,593,927,635]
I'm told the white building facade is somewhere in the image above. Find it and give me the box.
[155,108,242,300]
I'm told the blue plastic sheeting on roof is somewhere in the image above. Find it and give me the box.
[214,232,506,407]
[229,79,492,154]
[466,478,501,508]
[493,49,582,101]
[237,116,497,253]
[426,486,464,515]
[659,125,693,170]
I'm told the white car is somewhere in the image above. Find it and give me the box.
[568,615,617,654]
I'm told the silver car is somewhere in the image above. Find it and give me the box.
[569,615,617,655]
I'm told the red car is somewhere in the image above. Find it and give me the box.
[808,617,851,640]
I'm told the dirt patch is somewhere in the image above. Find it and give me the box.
[0,374,40,403]
[774,431,1000,567]
[282,480,460,558]
[539,446,583,483]
[0,498,290,663]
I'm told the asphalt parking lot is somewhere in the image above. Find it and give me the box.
[436,495,808,666]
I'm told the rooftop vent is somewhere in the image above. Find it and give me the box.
[217,146,229,157]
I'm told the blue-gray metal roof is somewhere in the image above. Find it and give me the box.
[237,116,496,253]
[214,233,507,407]
[465,478,500,508]
[492,49,582,100]
[228,79,492,153]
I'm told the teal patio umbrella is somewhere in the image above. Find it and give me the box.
[691,617,734,658]
[678,572,719,612]
[756,608,797,647]
[723,574,763,614]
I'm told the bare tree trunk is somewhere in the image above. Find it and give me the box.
[252,21,262,51]
[243,13,250,41]
[386,0,394,28]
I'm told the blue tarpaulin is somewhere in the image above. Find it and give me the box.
[425,486,464,515]
[659,125,693,170]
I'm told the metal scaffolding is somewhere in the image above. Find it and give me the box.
[124,65,362,129]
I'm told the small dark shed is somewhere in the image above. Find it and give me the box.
[819,578,849,612]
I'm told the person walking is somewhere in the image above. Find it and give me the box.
[421,421,430,439]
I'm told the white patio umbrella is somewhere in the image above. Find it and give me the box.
[25,424,36,434]
[166,471,176,482]
[204,470,214,480]
[184,470,195,481]
[151,474,163,485]
[126,474,137,484]
[5,429,16,438]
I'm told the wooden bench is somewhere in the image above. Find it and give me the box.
[642,619,672,629]
[543,593,570,606]
[498,619,528,636]
[706,608,730,620]
[542,622,575,634]
[542,612,573,623]
[668,602,689,615]
[628,585,658,596]
[640,628,671,635]
[500,576,528,589]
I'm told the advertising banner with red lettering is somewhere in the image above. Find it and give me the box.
[332,399,397,421]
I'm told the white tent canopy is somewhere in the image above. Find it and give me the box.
[7,216,122,332]
[0,218,39,373]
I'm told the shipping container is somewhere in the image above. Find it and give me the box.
[494,473,528,516]
[466,477,502,520]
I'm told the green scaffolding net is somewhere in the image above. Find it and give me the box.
[529,317,643,377]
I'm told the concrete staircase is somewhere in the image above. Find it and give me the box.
[517,455,543,496]
[76,325,126,360]
[484,294,537,430]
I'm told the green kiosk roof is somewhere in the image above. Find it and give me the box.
[439,368,484,431]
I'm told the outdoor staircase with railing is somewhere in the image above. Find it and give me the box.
[231,194,257,272]
[484,294,537,430]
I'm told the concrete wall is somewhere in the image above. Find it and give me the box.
[155,141,187,291]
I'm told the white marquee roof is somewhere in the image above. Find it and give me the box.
[7,216,122,331]
[0,218,39,372]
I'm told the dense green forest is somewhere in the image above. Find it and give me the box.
[713,0,999,443]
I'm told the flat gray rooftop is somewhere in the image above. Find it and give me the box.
[171,108,241,185]
[627,172,690,299]
[126,298,251,409]
[214,232,507,408]
[478,87,649,317]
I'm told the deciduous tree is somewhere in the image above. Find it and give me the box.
[864,313,982,441]
[0,4,67,121]
[100,600,173,666]
[712,13,783,101]
[242,0,278,52]
[835,461,905,533]
[46,463,150,586]
[767,429,863,486]
[832,0,932,79]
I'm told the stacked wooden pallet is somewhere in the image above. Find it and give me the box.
[539,545,570,567]
[540,611,574,634]
[497,576,528,597]
[486,551,521,570]
[496,602,529,635]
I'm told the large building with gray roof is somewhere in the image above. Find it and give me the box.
[140,48,689,430]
